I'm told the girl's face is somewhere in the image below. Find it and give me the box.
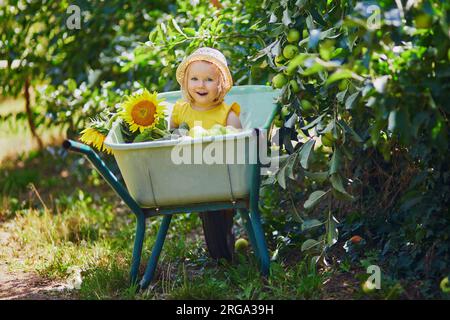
[186,61,221,108]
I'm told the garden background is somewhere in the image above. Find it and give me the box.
[0,0,449,299]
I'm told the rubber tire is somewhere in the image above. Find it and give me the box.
[199,209,235,262]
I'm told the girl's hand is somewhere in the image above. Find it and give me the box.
[226,111,242,129]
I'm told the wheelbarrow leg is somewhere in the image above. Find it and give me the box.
[130,214,146,286]
[249,159,270,277]
[249,207,270,277]
[140,215,172,289]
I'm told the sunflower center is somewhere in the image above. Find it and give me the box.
[131,100,156,126]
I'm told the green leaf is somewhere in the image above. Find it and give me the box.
[330,173,352,197]
[304,190,329,210]
[302,62,325,76]
[286,53,309,74]
[299,139,315,169]
[276,164,287,189]
[282,8,293,26]
[302,219,324,231]
[326,215,339,246]
[329,148,342,175]
[388,110,398,133]
[184,28,196,36]
[336,88,348,103]
[286,153,298,180]
[306,14,314,30]
[301,239,321,251]
[67,79,77,92]
[304,170,329,183]
[332,188,355,201]
[326,69,354,85]
[301,113,326,130]
[171,19,186,37]
[337,120,363,143]
[345,91,359,110]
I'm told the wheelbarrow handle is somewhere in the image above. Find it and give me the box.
[63,139,92,154]
[62,139,144,219]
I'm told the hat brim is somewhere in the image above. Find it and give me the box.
[176,54,233,94]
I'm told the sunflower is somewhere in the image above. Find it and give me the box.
[80,121,112,154]
[120,89,166,133]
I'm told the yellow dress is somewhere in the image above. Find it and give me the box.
[171,100,241,129]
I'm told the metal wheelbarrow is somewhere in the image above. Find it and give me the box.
[63,85,281,290]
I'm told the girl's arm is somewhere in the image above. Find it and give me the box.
[226,111,242,129]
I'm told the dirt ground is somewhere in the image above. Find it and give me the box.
[0,230,77,300]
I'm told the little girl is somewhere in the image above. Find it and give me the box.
[170,47,242,262]
[170,47,242,131]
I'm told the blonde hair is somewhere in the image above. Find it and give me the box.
[181,61,226,106]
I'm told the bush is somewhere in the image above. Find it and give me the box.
[256,0,449,298]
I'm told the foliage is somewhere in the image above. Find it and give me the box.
[256,0,449,297]
[0,0,173,137]
[127,0,268,87]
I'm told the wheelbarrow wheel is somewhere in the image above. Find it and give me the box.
[200,209,235,262]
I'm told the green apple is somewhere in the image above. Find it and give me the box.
[302,29,309,38]
[275,55,286,67]
[208,125,224,136]
[300,99,314,115]
[283,67,295,76]
[440,276,450,293]
[283,44,299,60]
[235,238,249,252]
[189,126,208,138]
[224,126,240,134]
[362,280,376,294]
[321,134,334,147]
[414,14,432,29]
[272,73,288,88]
[287,29,300,43]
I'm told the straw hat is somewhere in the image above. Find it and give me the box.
[176,47,233,94]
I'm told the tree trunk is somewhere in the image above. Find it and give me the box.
[24,77,43,150]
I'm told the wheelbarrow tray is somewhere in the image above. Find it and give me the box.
[104,123,257,208]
